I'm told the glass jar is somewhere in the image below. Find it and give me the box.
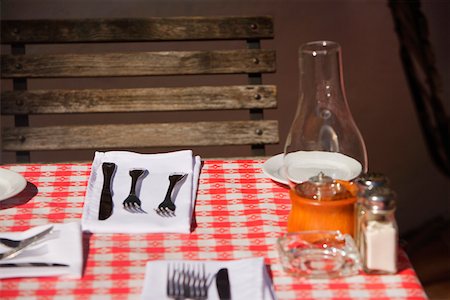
[287,172,357,236]
[359,187,398,274]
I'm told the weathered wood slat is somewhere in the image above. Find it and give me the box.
[1,16,273,43]
[2,120,279,151]
[1,85,277,114]
[1,49,275,78]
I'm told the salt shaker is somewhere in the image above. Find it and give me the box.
[353,173,390,247]
[359,186,398,274]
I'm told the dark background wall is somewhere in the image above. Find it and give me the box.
[1,0,449,235]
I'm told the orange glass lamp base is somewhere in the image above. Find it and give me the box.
[287,181,357,237]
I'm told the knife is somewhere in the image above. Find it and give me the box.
[0,262,69,268]
[98,162,116,220]
[0,226,53,260]
[216,268,231,300]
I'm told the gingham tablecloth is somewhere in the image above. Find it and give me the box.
[0,160,427,300]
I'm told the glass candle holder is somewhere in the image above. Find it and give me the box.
[284,41,367,185]
[277,230,361,278]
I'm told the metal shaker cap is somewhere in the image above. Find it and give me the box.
[354,172,389,189]
[362,186,396,212]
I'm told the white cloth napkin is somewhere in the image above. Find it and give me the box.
[141,257,277,300]
[81,150,201,234]
[0,222,83,279]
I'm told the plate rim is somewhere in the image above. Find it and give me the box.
[262,153,289,185]
[0,168,27,201]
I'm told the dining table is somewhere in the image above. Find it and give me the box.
[0,158,428,299]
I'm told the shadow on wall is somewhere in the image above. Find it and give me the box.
[389,0,449,179]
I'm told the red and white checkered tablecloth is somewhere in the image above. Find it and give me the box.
[0,160,428,300]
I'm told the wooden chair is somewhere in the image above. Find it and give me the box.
[1,16,279,163]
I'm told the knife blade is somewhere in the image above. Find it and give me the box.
[216,268,231,300]
[0,226,53,260]
[98,162,116,220]
[0,262,69,268]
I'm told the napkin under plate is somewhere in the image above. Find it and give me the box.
[0,222,83,279]
[81,150,201,233]
[141,257,277,300]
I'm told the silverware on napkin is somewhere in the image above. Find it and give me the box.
[216,268,231,300]
[99,162,116,220]
[155,173,187,217]
[123,169,147,213]
[0,226,53,260]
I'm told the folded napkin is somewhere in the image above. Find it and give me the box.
[141,257,277,300]
[81,150,201,233]
[0,222,83,279]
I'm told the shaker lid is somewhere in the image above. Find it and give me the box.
[295,172,352,201]
[354,172,389,189]
[362,186,396,211]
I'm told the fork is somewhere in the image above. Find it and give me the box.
[123,169,146,213]
[155,173,187,217]
[167,262,209,300]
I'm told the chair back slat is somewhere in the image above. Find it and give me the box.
[1,85,276,114]
[1,49,275,78]
[2,121,279,151]
[1,16,273,43]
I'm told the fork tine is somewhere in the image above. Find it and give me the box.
[132,203,140,212]
[123,200,147,214]
[192,263,199,297]
[167,263,173,296]
[200,263,208,298]
[136,205,147,214]
[192,263,200,297]
[167,262,181,298]
[165,208,175,217]
[154,207,175,217]
[123,202,132,213]
[182,263,190,298]
[192,262,208,299]
[167,262,209,300]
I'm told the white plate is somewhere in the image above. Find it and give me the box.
[284,151,363,183]
[0,168,27,201]
[262,153,289,185]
